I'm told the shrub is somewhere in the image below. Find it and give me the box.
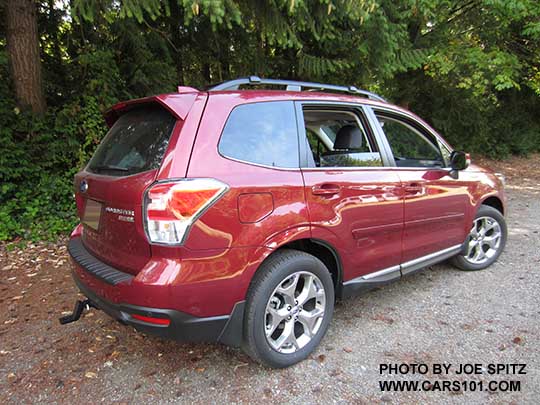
[0,97,107,241]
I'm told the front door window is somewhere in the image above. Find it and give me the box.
[377,115,444,168]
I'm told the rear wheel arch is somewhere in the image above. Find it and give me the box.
[254,238,343,299]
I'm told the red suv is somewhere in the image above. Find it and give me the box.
[64,77,507,368]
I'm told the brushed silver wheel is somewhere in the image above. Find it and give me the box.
[463,216,503,265]
[264,271,326,354]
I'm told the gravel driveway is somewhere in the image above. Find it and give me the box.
[1,184,538,404]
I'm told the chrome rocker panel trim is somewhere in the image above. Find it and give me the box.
[342,244,462,298]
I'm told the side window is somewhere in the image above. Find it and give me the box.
[219,101,299,168]
[301,108,383,168]
[376,115,444,168]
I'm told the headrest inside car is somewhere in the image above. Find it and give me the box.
[334,125,363,149]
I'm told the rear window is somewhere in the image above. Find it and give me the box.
[87,106,176,176]
[218,101,299,168]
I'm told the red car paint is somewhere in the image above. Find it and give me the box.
[69,88,505,332]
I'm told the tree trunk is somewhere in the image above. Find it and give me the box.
[6,0,47,114]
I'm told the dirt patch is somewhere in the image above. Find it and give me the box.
[1,158,539,403]
[475,153,540,191]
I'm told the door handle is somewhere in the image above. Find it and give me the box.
[312,183,341,196]
[404,182,424,195]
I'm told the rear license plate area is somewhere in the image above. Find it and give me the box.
[82,199,102,231]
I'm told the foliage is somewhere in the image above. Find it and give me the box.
[1,0,540,241]
[0,83,107,240]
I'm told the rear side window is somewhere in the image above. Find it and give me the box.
[88,106,176,176]
[301,108,383,168]
[219,101,299,168]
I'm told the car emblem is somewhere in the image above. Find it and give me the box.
[80,180,88,193]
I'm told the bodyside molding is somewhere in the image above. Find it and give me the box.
[400,244,462,275]
[341,244,462,298]
[341,265,400,298]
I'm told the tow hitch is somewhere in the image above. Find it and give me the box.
[59,299,97,325]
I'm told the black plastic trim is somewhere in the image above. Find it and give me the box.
[68,237,134,285]
[341,267,401,299]
[362,105,397,168]
[72,273,244,344]
[217,301,246,347]
[341,277,399,298]
[311,238,344,299]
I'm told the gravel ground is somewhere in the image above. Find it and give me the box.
[1,166,539,404]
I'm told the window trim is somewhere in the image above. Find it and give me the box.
[217,100,302,170]
[295,101,393,169]
[369,106,453,169]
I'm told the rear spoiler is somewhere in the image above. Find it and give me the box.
[104,88,200,127]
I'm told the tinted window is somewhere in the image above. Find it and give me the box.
[377,115,443,168]
[302,109,382,168]
[219,101,299,168]
[88,106,176,176]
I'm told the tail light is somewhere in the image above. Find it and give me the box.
[144,178,228,245]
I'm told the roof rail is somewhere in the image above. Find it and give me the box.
[208,76,387,102]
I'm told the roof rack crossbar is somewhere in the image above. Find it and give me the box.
[208,76,387,102]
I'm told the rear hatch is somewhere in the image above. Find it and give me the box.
[74,104,179,275]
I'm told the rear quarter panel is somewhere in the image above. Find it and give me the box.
[183,93,311,251]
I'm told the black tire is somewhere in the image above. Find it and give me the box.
[451,205,507,271]
[243,249,334,368]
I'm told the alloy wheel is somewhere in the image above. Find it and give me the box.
[464,216,502,265]
[264,271,326,354]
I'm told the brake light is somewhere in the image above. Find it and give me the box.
[144,178,228,245]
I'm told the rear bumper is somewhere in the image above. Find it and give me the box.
[73,272,246,342]
[68,238,134,285]
[68,237,245,346]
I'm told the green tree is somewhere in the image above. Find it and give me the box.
[0,0,539,241]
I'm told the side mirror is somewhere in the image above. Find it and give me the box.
[450,151,470,171]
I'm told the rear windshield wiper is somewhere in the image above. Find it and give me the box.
[92,164,129,172]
